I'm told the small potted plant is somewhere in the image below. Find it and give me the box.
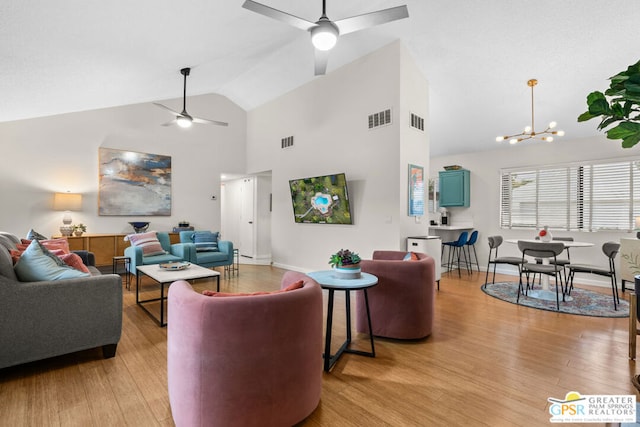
[329,249,362,279]
[73,223,87,237]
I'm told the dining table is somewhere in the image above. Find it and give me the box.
[505,239,594,301]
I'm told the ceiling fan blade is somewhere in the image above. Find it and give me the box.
[314,49,330,76]
[161,119,177,127]
[242,0,315,31]
[154,102,182,116]
[335,5,409,35]
[192,117,229,127]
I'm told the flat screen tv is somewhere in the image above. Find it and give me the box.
[289,172,353,224]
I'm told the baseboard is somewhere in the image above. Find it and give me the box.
[239,257,271,266]
[271,262,311,273]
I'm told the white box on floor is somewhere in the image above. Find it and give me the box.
[407,236,441,282]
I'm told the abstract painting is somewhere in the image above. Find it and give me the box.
[408,164,424,216]
[99,147,171,216]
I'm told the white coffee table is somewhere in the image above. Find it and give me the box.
[136,263,220,326]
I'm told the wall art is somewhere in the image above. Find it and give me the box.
[408,164,425,216]
[99,147,171,216]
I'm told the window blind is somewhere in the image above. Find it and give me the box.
[500,159,640,231]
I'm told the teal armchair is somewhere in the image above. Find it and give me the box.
[125,232,189,276]
[177,231,234,272]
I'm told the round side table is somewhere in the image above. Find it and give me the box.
[307,270,378,372]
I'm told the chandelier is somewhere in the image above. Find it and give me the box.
[496,79,564,144]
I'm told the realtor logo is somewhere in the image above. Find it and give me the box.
[548,391,636,423]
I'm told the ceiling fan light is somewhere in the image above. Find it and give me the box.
[176,116,193,128]
[496,136,505,142]
[311,21,338,51]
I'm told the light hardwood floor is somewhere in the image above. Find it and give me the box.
[1,265,637,426]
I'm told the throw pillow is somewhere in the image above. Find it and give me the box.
[11,247,65,264]
[19,238,70,254]
[26,229,48,240]
[127,231,166,256]
[202,280,304,297]
[12,246,90,273]
[191,231,219,252]
[402,252,419,261]
[9,250,22,265]
[282,279,304,291]
[57,253,91,274]
[203,290,272,297]
[14,240,90,282]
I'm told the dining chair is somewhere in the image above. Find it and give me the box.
[464,230,480,272]
[442,231,470,277]
[549,236,573,280]
[566,241,621,310]
[531,236,573,288]
[484,235,528,288]
[517,240,566,310]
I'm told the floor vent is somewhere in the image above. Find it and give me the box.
[411,113,424,131]
[368,109,392,129]
[281,136,294,149]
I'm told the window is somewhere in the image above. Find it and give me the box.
[500,158,640,231]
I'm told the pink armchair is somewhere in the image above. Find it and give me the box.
[167,271,323,427]
[356,250,436,339]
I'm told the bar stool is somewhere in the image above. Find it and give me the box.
[464,230,480,272]
[442,231,470,277]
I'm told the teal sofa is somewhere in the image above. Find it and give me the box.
[178,231,234,271]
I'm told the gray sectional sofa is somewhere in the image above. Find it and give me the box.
[0,232,123,369]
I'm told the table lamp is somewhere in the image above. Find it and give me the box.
[53,192,82,236]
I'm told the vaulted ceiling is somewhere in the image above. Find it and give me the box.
[2,0,639,156]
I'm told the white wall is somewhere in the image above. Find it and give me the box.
[221,178,242,244]
[430,135,636,286]
[0,93,246,237]
[246,41,430,272]
[398,44,430,245]
[255,174,272,263]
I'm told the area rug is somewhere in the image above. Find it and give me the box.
[482,282,629,318]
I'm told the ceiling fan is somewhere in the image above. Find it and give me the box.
[242,0,409,76]
[154,67,228,128]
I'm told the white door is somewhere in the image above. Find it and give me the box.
[240,177,255,258]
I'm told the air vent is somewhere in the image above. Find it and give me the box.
[281,136,294,149]
[368,109,392,129]
[410,113,424,131]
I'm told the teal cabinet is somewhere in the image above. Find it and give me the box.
[439,169,470,207]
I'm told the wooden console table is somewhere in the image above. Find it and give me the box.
[54,233,180,267]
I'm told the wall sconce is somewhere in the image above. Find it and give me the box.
[53,192,82,236]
